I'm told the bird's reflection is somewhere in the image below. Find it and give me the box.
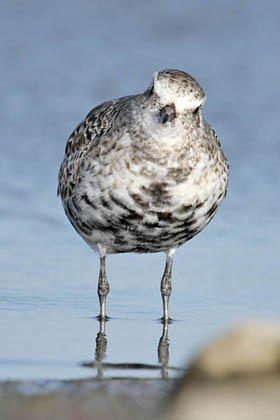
[94,318,107,378]
[158,321,170,379]
[82,318,179,379]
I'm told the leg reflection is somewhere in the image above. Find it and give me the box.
[95,317,107,378]
[88,318,174,379]
[158,320,170,379]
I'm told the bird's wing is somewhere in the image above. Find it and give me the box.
[57,97,132,200]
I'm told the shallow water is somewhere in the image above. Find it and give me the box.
[1,0,280,380]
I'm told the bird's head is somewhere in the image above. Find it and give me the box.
[150,69,206,117]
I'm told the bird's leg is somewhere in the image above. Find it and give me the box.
[160,248,176,323]
[97,245,109,321]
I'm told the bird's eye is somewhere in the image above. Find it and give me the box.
[159,104,176,124]
[193,106,200,115]
[162,113,169,124]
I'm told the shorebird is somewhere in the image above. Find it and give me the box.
[58,69,229,322]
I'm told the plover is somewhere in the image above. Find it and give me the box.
[58,69,229,322]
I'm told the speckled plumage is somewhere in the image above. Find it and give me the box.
[58,69,229,321]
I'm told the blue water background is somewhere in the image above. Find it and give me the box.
[0,0,279,379]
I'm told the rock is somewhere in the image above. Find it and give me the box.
[166,322,280,420]
[189,321,280,378]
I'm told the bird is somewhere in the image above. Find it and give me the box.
[58,69,229,323]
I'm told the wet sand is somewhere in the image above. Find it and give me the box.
[0,378,174,420]
[3,375,280,420]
